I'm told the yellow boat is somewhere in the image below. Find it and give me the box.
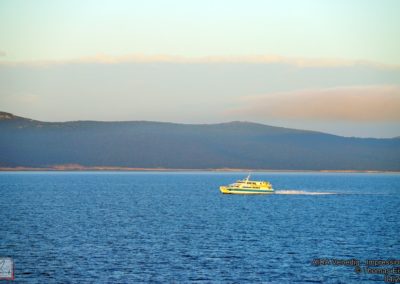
[220,174,274,194]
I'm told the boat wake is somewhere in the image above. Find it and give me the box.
[275,190,337,195]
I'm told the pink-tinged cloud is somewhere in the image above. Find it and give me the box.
[1,54,399,69]
[58,55,400,68]
[227,85,400,122]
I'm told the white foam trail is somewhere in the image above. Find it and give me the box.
[275,190,337,195]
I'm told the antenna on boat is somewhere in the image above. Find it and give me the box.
[246,172,251,181]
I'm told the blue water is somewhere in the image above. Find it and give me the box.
[0,172,399,283]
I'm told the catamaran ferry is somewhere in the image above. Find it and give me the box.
[219,174,274,194]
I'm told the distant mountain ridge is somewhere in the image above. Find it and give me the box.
[1,111,399,170]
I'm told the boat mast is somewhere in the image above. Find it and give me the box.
[246,172,251,182]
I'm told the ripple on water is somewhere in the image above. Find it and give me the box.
[0,172,399,283]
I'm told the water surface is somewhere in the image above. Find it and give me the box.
[0,172,399,283]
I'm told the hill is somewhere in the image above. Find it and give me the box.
[0,111,399,170]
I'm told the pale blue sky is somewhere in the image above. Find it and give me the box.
[0,0,399,137]
[1,0,399,64]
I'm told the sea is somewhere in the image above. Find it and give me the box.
[0,172,399,283]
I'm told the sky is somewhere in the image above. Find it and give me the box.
[0,0,399,137]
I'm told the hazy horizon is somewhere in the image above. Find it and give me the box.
[1,0,399,138]
[1,109,399,140]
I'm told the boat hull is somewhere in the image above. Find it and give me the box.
[220,186,274,195]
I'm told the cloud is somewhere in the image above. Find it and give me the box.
[17,94,40,104]
[73,54,372,67]
[1,54,399,69]
[227,85,400,122]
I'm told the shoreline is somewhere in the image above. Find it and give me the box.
[0,166,398,173]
